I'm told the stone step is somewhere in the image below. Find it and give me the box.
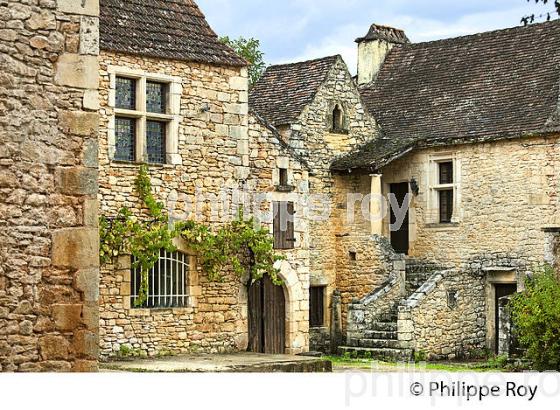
[359,339,402,349]
[369,321,397,332]
[377,313,398,322]
[338,346,413,362]
[364,330,398,340]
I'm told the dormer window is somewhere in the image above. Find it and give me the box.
[331,104,347,134]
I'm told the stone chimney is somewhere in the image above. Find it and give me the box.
[356,24,409,85]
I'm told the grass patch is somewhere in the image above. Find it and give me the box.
[323,355,518,372]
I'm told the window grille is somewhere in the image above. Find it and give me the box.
[146,121,166,164]
[114,117,136,161]
[131,250,189,309]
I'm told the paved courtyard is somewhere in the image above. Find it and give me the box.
[101,353,332,373]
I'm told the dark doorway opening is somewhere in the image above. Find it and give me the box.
[248,275,286,354]
[390,182,410,255]
[494,283,517,354]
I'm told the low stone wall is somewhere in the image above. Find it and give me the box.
[346,257,405,341]
[399,270,486,360]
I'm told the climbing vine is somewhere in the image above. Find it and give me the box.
[100,166,283,306]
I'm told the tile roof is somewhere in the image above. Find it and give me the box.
[99,0,246,67]
[249,56,340,126]
[332,20,560,171]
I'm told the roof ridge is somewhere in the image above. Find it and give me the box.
[265,55,340,70]
[407,18,560,48]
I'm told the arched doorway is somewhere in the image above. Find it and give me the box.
[248,275,286,354]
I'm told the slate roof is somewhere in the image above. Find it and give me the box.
[332,20,560,171]
[99,0,246,66]
[249,56,340,126]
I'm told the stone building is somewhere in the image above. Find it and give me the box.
[330,22,560,359]
[3,0,560,371]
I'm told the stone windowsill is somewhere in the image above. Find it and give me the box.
[128,307,195,317]
[275,184,295,193]
[329,128,349,135]
[110,160,176,170]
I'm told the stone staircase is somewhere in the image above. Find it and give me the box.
[339,259,446,361]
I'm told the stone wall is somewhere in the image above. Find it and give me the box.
[98,50,313,356]
[98,51,251,358]
[398,270,486,360]
[247,113,311,354]
[1,1,100,372]
[279,56,381,348]
[381,136,560,269]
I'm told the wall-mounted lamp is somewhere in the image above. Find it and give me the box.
[201,102,210,113]
[410,178,420,196]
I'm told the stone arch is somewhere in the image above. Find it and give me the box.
[275,259,306,354]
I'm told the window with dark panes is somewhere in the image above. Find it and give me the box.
[146,81,167,114]
[310,286,325,327]
[438,162,454,223]
[114,117,136,161]
[146,121,166,164]
[273,201,295,250]
[279,168,288,186]
[115,77,136,110]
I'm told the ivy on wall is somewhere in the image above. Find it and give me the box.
[100,165,284,306]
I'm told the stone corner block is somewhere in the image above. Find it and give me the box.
[52,304,83,331]
[52,228,99,269]
[57,0,99,17]
[75,269,100,302]
[39,335,70,361]
[73,329,99,360]
[55,167,98,196]
[59,111,99,137]
[55,54,98,89]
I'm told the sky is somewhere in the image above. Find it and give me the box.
[197,0,550,73]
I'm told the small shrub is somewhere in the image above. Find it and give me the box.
[414,350,427,363]
[510,265,560,371]
[487,354,509,369]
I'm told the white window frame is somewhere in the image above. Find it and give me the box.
[427,153,462,225]
[107,66,183,165]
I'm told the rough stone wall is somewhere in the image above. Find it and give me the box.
[247,114,311,354]
[379,136,560,358]
[98,51,251,358]
[398,270,486,360]
[281,56,380,347]
[0,1,100,372]
[381,136,560,268]
[331,173,399,330]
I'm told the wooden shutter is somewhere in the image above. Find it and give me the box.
[273,202,295,250]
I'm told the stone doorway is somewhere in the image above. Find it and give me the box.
[485,269,518,353]
[389,182,410,255]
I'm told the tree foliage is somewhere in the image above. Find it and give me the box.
[510,265,560,371]
[220,36,266,88]
[522,0,560,25]
[100,165,283,306]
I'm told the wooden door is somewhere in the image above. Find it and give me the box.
[248,275,286,354]
[494,283,517,354]
[390,182,410,255]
